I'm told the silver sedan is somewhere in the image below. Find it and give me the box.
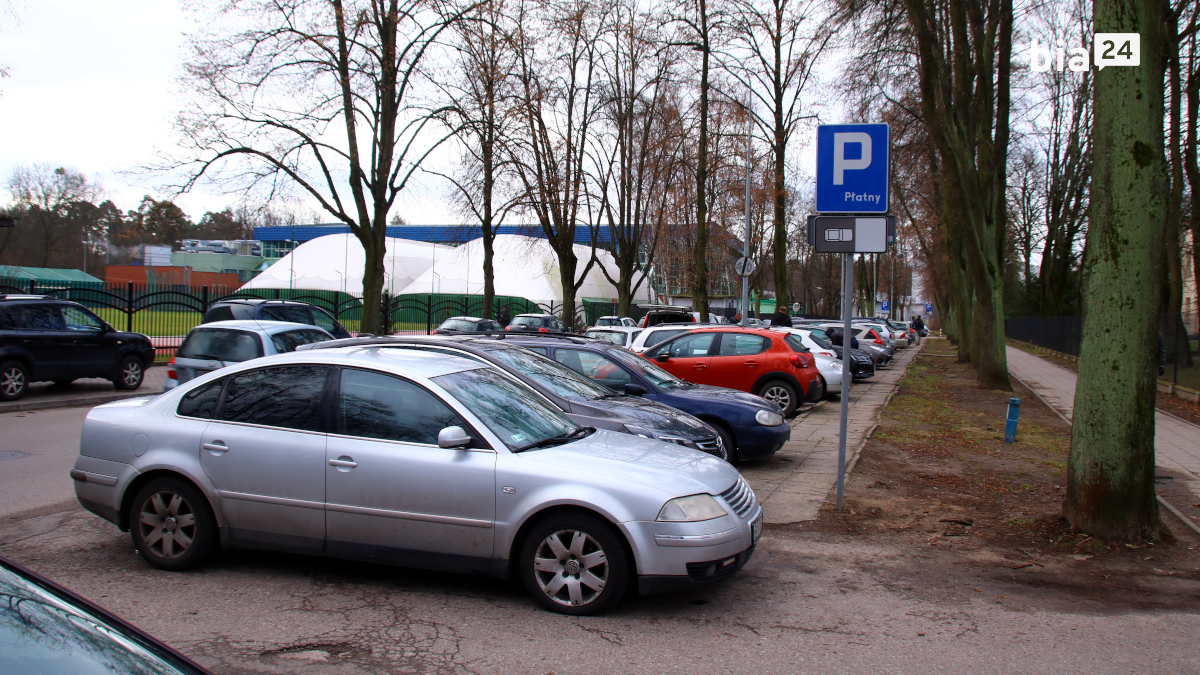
[70,346,762,615]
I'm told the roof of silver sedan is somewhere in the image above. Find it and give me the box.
[196,319,330,336]
[226,344,489,379]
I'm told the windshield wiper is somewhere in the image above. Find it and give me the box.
[594,392,621,400]
[514,426,594,452]
[184,353,223,362]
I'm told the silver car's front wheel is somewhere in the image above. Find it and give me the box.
[520,513,629,615]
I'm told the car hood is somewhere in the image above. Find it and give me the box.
[588,395,717,438]
[525,429,740,497]
[660,383,781,413]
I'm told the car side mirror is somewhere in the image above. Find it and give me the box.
[623,383,647,396]
[437,426,473,449]
[655,352,670,363]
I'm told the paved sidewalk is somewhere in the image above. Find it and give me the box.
[1006,345,1200,500]
[742,342,924,524]
[0,365,167,414]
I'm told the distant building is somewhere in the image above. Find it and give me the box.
[104,265,242,290]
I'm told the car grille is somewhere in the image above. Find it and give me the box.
[719,476,757,518]
[695,436,726,459]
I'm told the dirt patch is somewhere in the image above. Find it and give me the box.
[804,337,1200,611]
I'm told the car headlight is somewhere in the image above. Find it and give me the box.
[625,424,696,448]
[755,409,784,426]
[657,494,727,522]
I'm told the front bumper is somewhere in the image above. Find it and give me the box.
[638,543,757,594]
[731,420,790,460]
[626,498,762,595]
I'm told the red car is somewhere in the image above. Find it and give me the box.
[642,326,824,416]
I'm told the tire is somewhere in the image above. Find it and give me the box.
[129,477,217,571]
[519,512,631,615]
[112,355,144,390]
[0,360,28,401]
[757,379,799,417]
[713,421,738,464]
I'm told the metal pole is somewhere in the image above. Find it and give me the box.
[740,115,751,326]
[837,252,852,510]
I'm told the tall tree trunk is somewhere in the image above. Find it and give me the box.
[772,114,789,311]
[1066,0,1167,540]
[693,10,711,319]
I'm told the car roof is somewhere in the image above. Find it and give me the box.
[441,316,487,322]
[250,345,488,379]
[586,326,639,333]
[193,320,330,336]
[210,298,311,306]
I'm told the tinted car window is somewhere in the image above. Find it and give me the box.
[178,328,264,362]
[784,334,811,353]
[511,316,539,327]
[339,369,468,445]
[203,305,237,322]
[61,306,103,331]
[524,346,548,356]
[17,305,65,330]
[271,329,331,353]
[177,379,224,419]
[665,333,714,357]
[221,366,327,431]
[643,328,685,348]
[311,308,339,333]
[595,318,619,326]
[554,349,632,389]
[438,319,477,331]
[487,346,611,401]
[718,333,769,356]
[259,305,312,324]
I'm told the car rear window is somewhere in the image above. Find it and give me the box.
[439,319,479,331]
[259,305,312,324]
[784,334,811,353]
[178,328,264,362]
[272,329,332,353]
[511,316,540,326]
[203,305,237,322]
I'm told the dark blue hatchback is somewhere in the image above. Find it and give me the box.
[506,337,791,462]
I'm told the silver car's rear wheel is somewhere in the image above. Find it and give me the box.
[130,477,216,571]
[520,513,629,615]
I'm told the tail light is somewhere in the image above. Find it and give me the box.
[504,325,512,331]
[789,353,811,368]
[167,356,176,380]
[538,327,549,333]
[874,338,884,344]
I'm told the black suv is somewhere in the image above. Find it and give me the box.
[202,299,352,339]
[637,306,696,328]
[0,295,157,401]
[505,313,571,333]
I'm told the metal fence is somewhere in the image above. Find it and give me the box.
[1,276,656,360]
[1005,312,1199,388]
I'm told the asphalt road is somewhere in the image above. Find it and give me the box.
[0,406,89,521]
[2,404,1198,673]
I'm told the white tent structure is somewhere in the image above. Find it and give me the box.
[396,234,652,307]
[241,233,453,294]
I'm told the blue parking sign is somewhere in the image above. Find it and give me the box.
[925,302,933,313]
[816,124,889,213]
[881,301,889,312]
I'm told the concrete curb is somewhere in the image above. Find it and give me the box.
[0,390,158,414]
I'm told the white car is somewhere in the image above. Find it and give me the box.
[630,324,700,353]
[583,326,642,349]
[594,316,637,328]
[772,327,846,396]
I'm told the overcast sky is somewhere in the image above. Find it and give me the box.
[0,0,837,226]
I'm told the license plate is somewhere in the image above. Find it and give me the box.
[751,512,763,543]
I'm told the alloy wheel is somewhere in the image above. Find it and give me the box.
[1,366,24,398]
[122,360,143,387]
[137,489,197,559]
[532,529,609,607]
[762,385,792,410]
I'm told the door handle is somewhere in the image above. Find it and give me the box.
[328,458,358,469]
[202,442,228,453]
[743,361,758,366]
[693,364,706,370]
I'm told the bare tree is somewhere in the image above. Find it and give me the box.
[3,165,102,267]
[720,0,830,312]
[508,0,606,325]
[172,0,474,332]
[592,0,686,316]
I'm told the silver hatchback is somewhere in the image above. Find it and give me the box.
[71,346,762,615]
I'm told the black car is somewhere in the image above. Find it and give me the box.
[302,335,727,458]
[505,313,571,333]
[637,306,696,328]
[0,554,210,674]
[503,335,792,462]
[0,295,157,401]
[202,299,352,339]
[434,316,504,334]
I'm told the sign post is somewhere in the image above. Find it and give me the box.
[810,123,891,511]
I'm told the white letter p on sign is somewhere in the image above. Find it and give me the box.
[833,132,872,185]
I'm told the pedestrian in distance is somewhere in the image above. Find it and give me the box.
[769,307,791,329]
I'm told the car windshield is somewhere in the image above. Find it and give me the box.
[584,330,625,345]
[178,328,263,362]
[484,346,614,401]
[0,563,199,674]
[432,367,577,451]
[605,347,688,390]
